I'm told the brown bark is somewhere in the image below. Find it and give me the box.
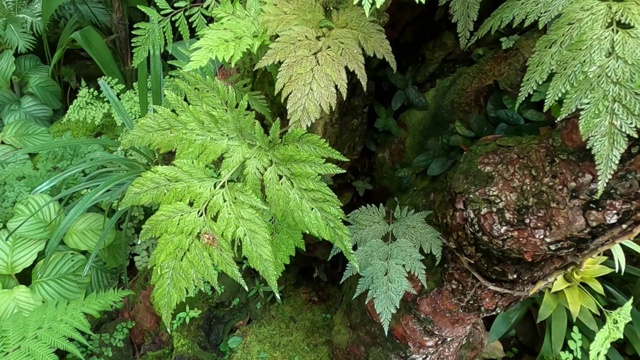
[391,119,640,359]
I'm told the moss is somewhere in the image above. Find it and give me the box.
[49,116,118,139]
[229,288,335,360]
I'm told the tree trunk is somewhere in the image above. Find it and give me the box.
[390,118,640,359]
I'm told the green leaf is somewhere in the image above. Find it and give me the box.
[412,151,436,172]
[520,108,546,122]
[391,90,405,110]
[562,285,582,321]
[0,95,53,124]
[551,305,568,355]
[0,120,53,149]
[71,27,126,85]
[0,50,15,89]
[63,213,117,252]
[0,144,28,166]
[488,298,534,343]
[7,194,64,241]
[427,156,454,176]
[538,290,560,323]
[0,274,18,289]
[455,120,476,137]
[405,85,427,110]
[42,0,69,28]
[0,285,42,321]
[589,299,633,360]
[0,229,46,275]
[495,109,524,126]
[30,252,90,301]
[24,75,62,110]
[468,114,494,137]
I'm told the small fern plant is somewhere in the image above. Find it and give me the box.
[339,204,442,334]
[120,71,356,326]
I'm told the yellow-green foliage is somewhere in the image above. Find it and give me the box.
[257,0,396,128]
[230,289,334,360]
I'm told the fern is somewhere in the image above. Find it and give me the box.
[341,204,442,334]
[589,299,633,360]
[0,0,42,54]
[440,0,482,48]
[0,289,131,360]
[120,72,355,326]
[186,0,269,69]
[131,0,214,66]
[474,0,640,196]
[256,0,396,128]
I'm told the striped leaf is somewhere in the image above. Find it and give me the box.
[0,50,15,89]
[0,144,29,167]
[63,213,117,252]
[0,274,18,289]
[0,229,46,275]
[0,285,42,321]
[0,95,53,124]
[0,120,53,149]
[30,252,90,301]
[7,194,64,240]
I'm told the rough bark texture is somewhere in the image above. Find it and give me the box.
[390,119,640,359]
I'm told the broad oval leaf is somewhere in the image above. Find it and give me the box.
[6,194,64,240]
[520,108,546,122]
[455,120,476,138]
[1,95,53,124]
[24,75,62,110]
[495,109,524,126]
[391,90,406,111]
[0,274,18,289]
[0,229,46,275]
[468,114,495,137]
[30,251,90,301]
[1,120,53,149]
[538,290,560,322]
[63,213,117,251]
[0,285,42,321]
[405,85,427,110]
[0,50,15,89]
[0,144,29,166]
[427,156,454,176]
[14,55,43,79]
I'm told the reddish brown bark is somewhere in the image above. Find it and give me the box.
[390,119,640,358]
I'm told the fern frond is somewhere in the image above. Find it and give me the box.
[0,289,130,359]
[256,0,396,128]
[341,204,442,334]
[122,72,354,326]
[440,0,482,47]
[142,203,242,326]
[474,0,640,195]
[186,0,269,69]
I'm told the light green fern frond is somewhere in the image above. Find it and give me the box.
[122,72,354,326]
[391,206,443,262]
[475,0,640,196]
[256,0,396,128]
[589,299,633,360]
[354,0,426,17]
[186,0,269,69]
[0,289,131,360]
[341,204,442,334]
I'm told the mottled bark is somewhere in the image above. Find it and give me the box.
[391,119,640,359]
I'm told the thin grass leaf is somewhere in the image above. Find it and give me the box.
[98,79,134,130]
[83,208,128,276]
[149,51,163,106]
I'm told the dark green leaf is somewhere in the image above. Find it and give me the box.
[502,95,517,110]
[405,86,427,110]
[427,156,454,176]
[520,109,546,122]
[455,120,476,138]
[486,93,503,116]
[488,298,534,343]
[391,90,406,111]
[495,109,524,126]
[386,68,409,89]
[71,27,125,85]
[550,305,567,355]
[412,151,436,172]
[468,115,495,137]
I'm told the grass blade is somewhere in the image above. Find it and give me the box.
[71,26,125,84]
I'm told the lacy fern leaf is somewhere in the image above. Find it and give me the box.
[0,289,131,360]
[121,72,355,325]
[341,204,442,334]
[256,0,396,128]
[186,0,269,69]
[440,0,482,47]
[474,0,640,196]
